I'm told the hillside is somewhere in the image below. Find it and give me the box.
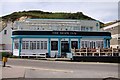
[1,10,104,27]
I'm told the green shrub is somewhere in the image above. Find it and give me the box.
[1,52,12,58]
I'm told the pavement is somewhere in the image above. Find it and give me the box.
[0,61,2,80]
[29,57,72,61]
[1,58,120,79]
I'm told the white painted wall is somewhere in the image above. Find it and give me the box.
[0,45,3,50]
[80,20,99,31]
[13,19,100,31]
[0,27,3,50]
[110,45,120,48]
[0,22,13,50]
[0,30,2,44]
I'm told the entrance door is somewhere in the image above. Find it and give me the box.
[61,41,69,57]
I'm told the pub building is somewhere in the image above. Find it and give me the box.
[11,19,111,57]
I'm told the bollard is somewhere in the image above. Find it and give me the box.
[2,57,7,67]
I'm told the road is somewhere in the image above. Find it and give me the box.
[2,58,119,78]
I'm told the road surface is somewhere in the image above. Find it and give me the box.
[2,58,119,78]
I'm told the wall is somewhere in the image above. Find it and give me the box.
[0,45,3,50]
[1,22,13,50]
[13,19,100,31]
[102,22,120,48]
[0,22,3,50]
[0,30,2,45]
[80,20,99,31]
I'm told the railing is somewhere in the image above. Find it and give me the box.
[71,48,120,56]
[20,52,46,58]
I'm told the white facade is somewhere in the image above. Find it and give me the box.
[11,19,111,57]
[13,19,100,31]
[0,19,106,57]
[0,19,100,52]
[0,22,13,50]
[102,22,120,48]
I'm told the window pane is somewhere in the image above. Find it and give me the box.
[90,41,92,48]
[86,27,88,31]
[14,41,19,49]
[33,41,36,49]
[81,41,84,48]
[4,30,7,34]
[26,41,29,49]
[41,41,44,49]
[90,27,93,31]
[37,41,40,49]
[61,41,69,52]
[71,41,78,49]
[100,41,103,48]
[87,41,90,48]
[30,41,33,50]
[22,41,25,49]
[51,41,58,50]
[85,41,87,48]
[44,41,47,49]
[93,42,96,48]
[81,26,85,31]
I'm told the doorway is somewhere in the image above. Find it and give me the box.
[61,41,69,57]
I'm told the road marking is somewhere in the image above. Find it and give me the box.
[7,65,73,73]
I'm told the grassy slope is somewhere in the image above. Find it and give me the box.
[1,10,104,28]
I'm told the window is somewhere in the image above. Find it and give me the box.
[81,41,84,48]
[22,41,29,49]
[71,41,78,49]
[33,41,36,49]
[90,41,94,48]
[44,41,47,49]
[37,41,40,49]
[85,41,88,48]
[118,37,120,40]
[90,27,93,31]
[93,42,96,48]
[100,41,103,48]
[81,26,85,31]
[81,40,103,48]
[30,41,33,50]
[4,30,7,35]
[86,27,89,31]
[96,41,99,48]
[74,27,80,31]
[22,40,47,50]
[22,41,26,49]
[96,23,99,27]
[14,41,19,49]
[26,41,29,49]
[51,41,58,50]
[41,41,44,49]
[61,41,69,52]
[21,40,49,50]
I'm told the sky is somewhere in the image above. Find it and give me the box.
[0,0,119,23]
